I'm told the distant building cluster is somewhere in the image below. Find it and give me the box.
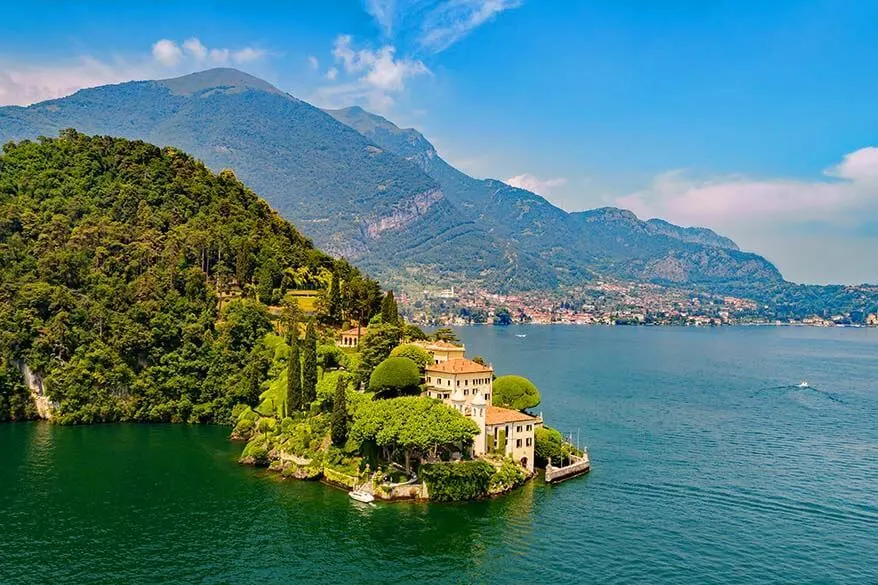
[404,282,878,328]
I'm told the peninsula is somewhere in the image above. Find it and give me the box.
[0,131,585,501]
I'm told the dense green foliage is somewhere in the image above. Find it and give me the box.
[331,374,348,446]
[389,343,432,371]
[350,396,479,468]
[420,460,495,502]
[492,375,541,411]
[0,131,377,423]
[534,426,581,468]
[368,357,421,398]
[301,321,318,406]
[380,290,399,324]
[328,269,342,324]
[286,333,302,414]
[493,307,513,326]
[355,323,400,384]
[0,359,34,421]
[488,458,529,494]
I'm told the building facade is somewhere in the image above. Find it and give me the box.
[424,356,536,471]
[420,340,467,363]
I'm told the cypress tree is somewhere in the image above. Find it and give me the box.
[302,320,318,406]
[328,270,342,324]
[381,290,398,324]
[286,332,302,413]
[331,375,348,446]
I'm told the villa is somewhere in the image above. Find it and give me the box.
[339,326,367,348]
[425,354,537,471]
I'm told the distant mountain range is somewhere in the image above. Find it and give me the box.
[1,67,782,294]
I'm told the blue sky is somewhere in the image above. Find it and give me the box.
[1,1,876,284]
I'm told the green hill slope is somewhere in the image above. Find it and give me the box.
[0,131,379,423]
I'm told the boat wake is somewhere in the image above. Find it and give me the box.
[751,384,845,405]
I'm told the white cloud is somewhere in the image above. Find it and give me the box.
[505,173,568,196]
[615,148,878,231]
[308,55,320,69]
[315,34,429,112]
[183,38,208,61]
[209,48,230,64]
[232,47,265,64]
[152,39,183,67]
[419,0,522,53]
[364,0,396,36]
[0,38,270,106]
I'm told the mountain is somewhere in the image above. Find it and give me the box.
[1,68,782,294]
[0,131,382,423]
[326,105,782,288]
[0,69,523,288]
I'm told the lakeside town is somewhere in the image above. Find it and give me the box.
[400,282,878,328]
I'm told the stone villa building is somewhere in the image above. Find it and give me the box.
[339,326,368,348]
[424,350,538,471]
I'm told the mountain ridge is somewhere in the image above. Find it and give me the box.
[2,67,783,293]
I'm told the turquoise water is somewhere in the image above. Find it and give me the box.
[2,326,877,584]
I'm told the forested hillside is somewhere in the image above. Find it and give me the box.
[0,69,510,290]
[0,131,380,423]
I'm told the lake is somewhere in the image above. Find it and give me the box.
[2,326,877,584]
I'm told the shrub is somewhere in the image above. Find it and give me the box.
[534,425,580,468]
[420,460,494,502]
[492,375,541,410]
[318,344,348,370]
[389,344,432,371]
[489,458,528,494]
[368,357,421,398]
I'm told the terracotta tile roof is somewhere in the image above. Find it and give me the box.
[425,340,465,351]
[485,406,536,426]
[425,358,492,374]
[340,327,367,336]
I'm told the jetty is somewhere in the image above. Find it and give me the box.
[545,450,591,484]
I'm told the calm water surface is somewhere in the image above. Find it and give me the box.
[1,326,877,584]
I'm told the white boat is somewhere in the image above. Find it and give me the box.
[798,381,810,388]
[516,334,527,338]
[349,489,374,503]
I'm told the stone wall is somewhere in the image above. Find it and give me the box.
[545,454,591,483]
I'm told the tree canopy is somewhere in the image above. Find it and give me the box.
[0,131,379,423]
[389,343,432,371]
[368,357,421,399]
[356,323,401,384]
[492,375,541,411]
[350,396,479,467]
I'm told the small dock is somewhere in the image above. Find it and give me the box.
[545,451,591,484]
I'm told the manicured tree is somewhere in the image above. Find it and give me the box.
[302,320,318,406]
[328,269,342,324]
[368,357,422,399]
[286,332,302,413]
[331,374,348,446]
[492,375,541,411]
[389,343,432,372]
